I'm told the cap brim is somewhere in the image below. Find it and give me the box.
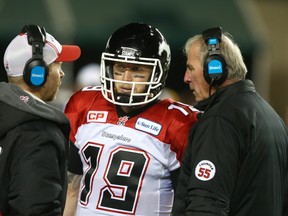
[55,45,81,62]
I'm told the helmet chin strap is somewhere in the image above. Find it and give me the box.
[115,92,154,104]
[116,94,131,104]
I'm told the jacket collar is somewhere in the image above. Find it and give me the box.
[194,79,256,112]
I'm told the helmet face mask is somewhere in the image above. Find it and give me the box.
[100,23,171,106]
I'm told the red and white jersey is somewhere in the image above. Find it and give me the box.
[65,86,198,216]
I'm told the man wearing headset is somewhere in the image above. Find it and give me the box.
[172,27,288,216]
[0,25,80,216]
[63,23,198,215]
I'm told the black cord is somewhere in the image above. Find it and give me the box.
[204,78,218,114]
[197,78,221,119]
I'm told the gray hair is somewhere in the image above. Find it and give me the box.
[184,32,247,81]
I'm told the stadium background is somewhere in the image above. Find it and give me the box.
[0,0,287,124]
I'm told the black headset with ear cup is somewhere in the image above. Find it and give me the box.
[202,27,228,87]
[22,25,49,87]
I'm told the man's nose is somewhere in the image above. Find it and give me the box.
[123,70,133,81]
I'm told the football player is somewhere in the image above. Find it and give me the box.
[64,23,198,215]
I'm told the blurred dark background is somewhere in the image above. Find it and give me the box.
[0,0,287,124]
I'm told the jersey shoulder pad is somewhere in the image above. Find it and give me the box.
[65,86,103,113]
[160,99,199,118]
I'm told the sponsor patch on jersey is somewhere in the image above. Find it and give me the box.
[87,111,108,123]
[101,131,131,143]
[195,160,216,181]
[135,118,162,136]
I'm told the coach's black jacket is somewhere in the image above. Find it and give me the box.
[173,79,288,216]
[0,82,70,216]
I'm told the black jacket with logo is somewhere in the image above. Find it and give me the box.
[173,80,288,216]
[0,82,70,216]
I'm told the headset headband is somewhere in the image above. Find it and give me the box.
[21,25,46,59]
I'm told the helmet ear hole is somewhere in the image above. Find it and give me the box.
[105,61,114,78]
[100,23,171,106]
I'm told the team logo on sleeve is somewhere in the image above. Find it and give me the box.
[87,111,108,123]
[195,160,216,181]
